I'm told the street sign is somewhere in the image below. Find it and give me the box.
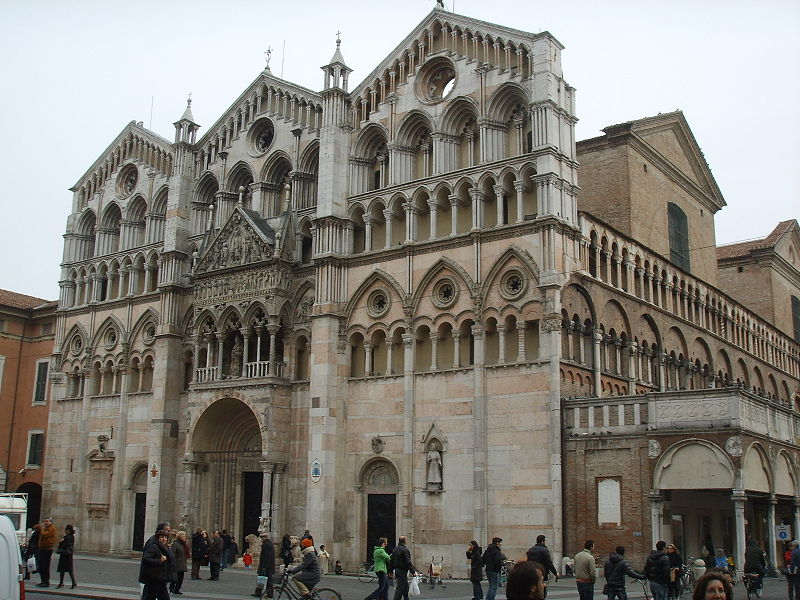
[776,525,791,541]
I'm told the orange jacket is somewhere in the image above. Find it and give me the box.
[39,524,57,550]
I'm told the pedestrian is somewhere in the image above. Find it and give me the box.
[230,536,240,566]
[573,540,595,600]
[169,530,190,594]
[243,550,253,569]
[208,530,225,580]
[24,523,40,580]
[365,537,392,600]
[666,543,683,600]
[190,528,206,580]
[526,535,558,597]
[221,529,232,570]
[482,537,503,600]
[390,535,417,600]
[280,534,293,569]
[506,560,546,600]
[691,571,732,600]
[743,538,766,592]
[36,517,57,587]
[139,529,175,600]
[302,529,314,544]
[144,522,172,551]
[288,538,321,599]
[791,540,800,600]
[318,544,331,574]
[644,540,671,600]
[604,546,646,600]
[466,540,483,600]
[254,532,276,598]
[55,524,77,589]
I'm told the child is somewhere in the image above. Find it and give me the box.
[334,560,343,575]
[243,550,253,569]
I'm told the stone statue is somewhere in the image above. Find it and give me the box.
[229,336,243,377]
[245,533,261,561]
[426,441,443,490]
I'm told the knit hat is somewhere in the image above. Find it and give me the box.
[301,538,313,548]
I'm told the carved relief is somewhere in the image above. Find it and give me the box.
[195,210,275,274]
[725,436,742,457]
[648,439,661,458]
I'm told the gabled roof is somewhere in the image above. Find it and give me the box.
[70,121,174,191]
[578,111,726,213]
[0,289,52,310]
[194,206,277,275]
[717,220,799,260]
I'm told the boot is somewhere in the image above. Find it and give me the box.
[252,583,264,598]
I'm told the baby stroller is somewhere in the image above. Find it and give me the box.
[423,556,447,589]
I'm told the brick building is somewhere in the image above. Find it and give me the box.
[0,289,57,526]
[41,6,799,573]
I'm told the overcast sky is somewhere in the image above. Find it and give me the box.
[1,0,798,300]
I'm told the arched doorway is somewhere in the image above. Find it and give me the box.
[190,398,263,538]
[16,482,42,529]
[360,458,400,562]
[131,466,147,551]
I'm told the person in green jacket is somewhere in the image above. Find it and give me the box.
[364,537,392,600]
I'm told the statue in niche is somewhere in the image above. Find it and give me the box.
[371,436,384,454]
[229,336,243,377]
[425,440,443,490]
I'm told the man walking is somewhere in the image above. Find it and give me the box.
[390,536,417,600]
[605,546,646,600]
[208,530,225,580]
[254,532,275,598]
[482,537,503,600]
[574,540,596,600]
[466,540,483,600]
[36,517,57,587]
[526,535,558,597]
[644,540,671,600]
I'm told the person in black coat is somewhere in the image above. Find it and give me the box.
[604,546,645,599]
[253,532,276,598]
[190,528,207,580]
[280,534,293,569]
[526,536,557,598]
[644,541,671,600]
[666,544,683,600]
[466,540,483,600]
[390,536,417,600]
[139,530,175,600]
[482,537,504,600]
[56,525,76,589]
[24,524,40,580]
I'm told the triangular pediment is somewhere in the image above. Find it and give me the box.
[195,207,276,275]
[628,112,726,211]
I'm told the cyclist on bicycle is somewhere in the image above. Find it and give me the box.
[743,539,766,592]
[287,538,320,599]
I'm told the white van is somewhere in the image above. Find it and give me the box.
[0,514,24,600]
[0,494,27,547]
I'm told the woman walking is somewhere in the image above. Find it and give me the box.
[364,537,392,600]
[56,525,77,589]
[170,530,190,594]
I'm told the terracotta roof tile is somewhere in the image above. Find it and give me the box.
[0,289,51,309]
[717,220,798,260]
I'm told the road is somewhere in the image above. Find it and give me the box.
[23,555,787,600]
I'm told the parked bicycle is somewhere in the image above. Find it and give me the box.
[357,561,376,583]
[742,572,762,600]
[498,559,514,588]
[273,571,341,600]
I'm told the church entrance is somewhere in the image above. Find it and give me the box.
[190,398,263,534]
[360,459,400,561]
[131,467,147,551]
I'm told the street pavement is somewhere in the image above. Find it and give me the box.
[24,555,788,600]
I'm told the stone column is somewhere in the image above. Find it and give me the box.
[493,185,505,225]
[383,209,393,248]
[732,489,747,574]
[241,328,250,378]
[497,327,506,364]
[429,333,438,371]
[658,353,667,392]
[363,215,373,251]
[449,195,459,235]
[471,324,487,545]
[452,332,461,368]
[216,335,224,378]
[385,340,394,376]
[469,188,484,230]
[259,460,274,535]
[514,181,526,222]
[267,325,280,376]
[767,494,777,573]
[592,329,602,397]
[404,202,416,243]
[364,343,374,376]
[649,490,663,546]
[427,199,438,239]
[517,322,527,362]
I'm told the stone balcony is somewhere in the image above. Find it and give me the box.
[192,360,288,389]
[564,387,800,444]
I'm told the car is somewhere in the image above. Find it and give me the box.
[0,514,25,599]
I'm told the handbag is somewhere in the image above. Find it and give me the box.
[27,556,38,573]
[409,574,421,597]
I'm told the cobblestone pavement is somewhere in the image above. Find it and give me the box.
[23,555,788,600]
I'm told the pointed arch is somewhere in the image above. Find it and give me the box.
[652,439,734,490]
[395,110,435,148]
[352,122,390,158]
[260,150,293,184]
[411,256,476,313]
[130,308,160,346]
[485,81,530,122]
[345,269,408,318]
[89,314,127,354]
[479,245,541,300]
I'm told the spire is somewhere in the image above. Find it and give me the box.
[174,93,200,144]
[321,32,352,92]
[180,93,196,123]
[328,31,347,67]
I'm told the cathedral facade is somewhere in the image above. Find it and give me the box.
[44,8,800,572]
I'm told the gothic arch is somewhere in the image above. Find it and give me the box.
[395,110,435,148]
[599,299,631,336]
[652,439,735,490]
[130,308,160,346]
[352,122,390,158]
[410,256,477,313]
[226,161,255,192]
[260,151,293,184]
[190,395,263,454]
[298,140,320,173]
[775,450,797,496]
[561,282,597,325]
[438,96,479,136]
[345,269,409,319]
[485,81,530,122]
[194,172,220,204]
[89,315,127,354]
[742,442,772,493]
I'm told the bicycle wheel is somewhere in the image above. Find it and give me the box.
[357,564,375,583]
[314,587,342,600]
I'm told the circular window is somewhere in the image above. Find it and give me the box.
[432,278,459,309]
[104,328,118,350]
[367,289,390,318]
[415,57,457,105]
[117,165,138,198]
[248,118,275,155]
[70,336,83,356]
[143,322,157,346]
[500,270,527,300]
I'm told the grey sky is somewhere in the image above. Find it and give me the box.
[1,0,798,300]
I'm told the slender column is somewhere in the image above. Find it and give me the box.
[658,353,667,392]
[427,199,438,239]
[255,327,263,363]
[514,181,526,223]
[497,327,506,364]
[364,343,374,376]
[470,188,484,230]
[592,330,602,396]
[493,185,505,225]
[241,329,250,377]
[404,203,415,243]
[649,491,663,546]
[385,340,394,376]
[449,195,459,235]
[363,215,373,251]
[383,209,393,248]
[452,332,461,368]
[767,494,777,573]
[732,489,747,575]
[517,322,526,362]
[429,333,438,371]
[216,335,224,378]
[267,325,280,375]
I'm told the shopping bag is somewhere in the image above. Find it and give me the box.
[409,574,421,597]
[257,575,268,586]
[27,556,38,573]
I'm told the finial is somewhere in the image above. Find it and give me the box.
[336,31,341,47]
[187,92,192,107]
[264,46,272,70]
[436,0,444,6]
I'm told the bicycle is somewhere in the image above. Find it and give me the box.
[498,559,513,588]
[742,572,762,600]
[273,571,342,600]
[679,562,696,598]
[357,561,376,583]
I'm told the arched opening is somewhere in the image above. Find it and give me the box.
[359,459,399,562]
[16,482,42,529]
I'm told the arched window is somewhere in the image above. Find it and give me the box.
[668,202,690,272]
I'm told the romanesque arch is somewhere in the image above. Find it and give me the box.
[653,439,735,490]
